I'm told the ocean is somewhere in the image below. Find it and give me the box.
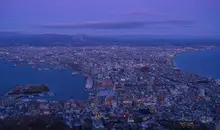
[0,60,89,100]
[174,49,220,79]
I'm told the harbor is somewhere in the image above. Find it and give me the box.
[0,60,89,100]
[5,84,49,97]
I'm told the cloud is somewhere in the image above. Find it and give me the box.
[39,19,195,30]
[126,9,168,16]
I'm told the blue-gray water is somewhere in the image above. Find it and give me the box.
[0,60,88,100]
[175,49,220,79]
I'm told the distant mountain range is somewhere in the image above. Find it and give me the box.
[0,32,219,47]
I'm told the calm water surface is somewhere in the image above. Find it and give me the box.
[0,60,88,100]
[174,49,220,79]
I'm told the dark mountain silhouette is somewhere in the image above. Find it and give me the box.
[0,32,219,47]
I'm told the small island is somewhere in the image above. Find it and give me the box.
[5,84,49,97]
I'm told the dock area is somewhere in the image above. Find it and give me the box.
[5,84,50,97]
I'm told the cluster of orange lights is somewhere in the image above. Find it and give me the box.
[194,95,201,99]
[179,122,194,128]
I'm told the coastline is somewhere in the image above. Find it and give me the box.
[1,45,220,101]
[1,46,220,125]
[171,47,220,79]
[0,60,89,101]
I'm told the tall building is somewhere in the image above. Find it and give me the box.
[199,88,205,97]
[148,76,154,91]
[85,77,93,89]
[158,91,165,103]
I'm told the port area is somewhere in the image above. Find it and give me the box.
[5,84,50,98]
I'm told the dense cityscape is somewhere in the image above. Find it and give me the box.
[0,45,219,129]
[1,0,220,129]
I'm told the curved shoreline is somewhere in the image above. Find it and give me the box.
[172,48,220,79]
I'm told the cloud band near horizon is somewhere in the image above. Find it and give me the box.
[38,19,195,30]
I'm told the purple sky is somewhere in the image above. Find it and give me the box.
[1,0,220,36]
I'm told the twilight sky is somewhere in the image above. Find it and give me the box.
[1,0,220,36]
